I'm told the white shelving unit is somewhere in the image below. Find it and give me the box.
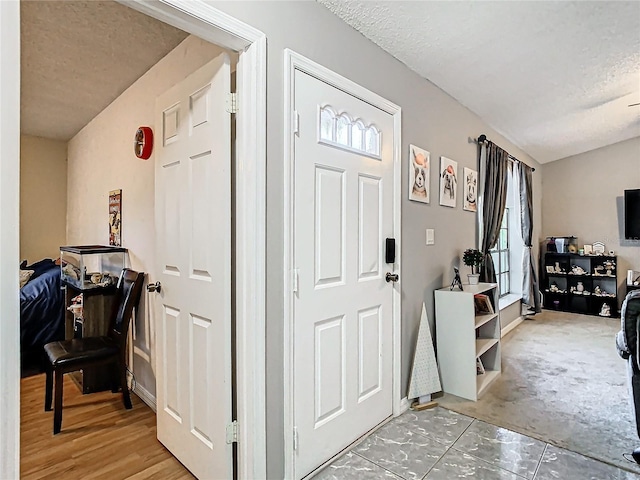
[435,282,501,401]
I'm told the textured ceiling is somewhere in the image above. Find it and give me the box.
[318,1,640,163]
[21,1,188,140]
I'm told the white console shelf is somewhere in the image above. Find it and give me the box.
[435,283,501,401]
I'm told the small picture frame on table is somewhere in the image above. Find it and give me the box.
[546,266,554,273]
[583,244,593,255]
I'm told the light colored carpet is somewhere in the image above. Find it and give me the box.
[437,309,640,475]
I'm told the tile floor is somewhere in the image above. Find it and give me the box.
[312,407,640,480]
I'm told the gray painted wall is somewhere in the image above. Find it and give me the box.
[211,1,543,477]
[542,137,640,306]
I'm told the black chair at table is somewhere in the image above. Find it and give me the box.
[43,268,145,434]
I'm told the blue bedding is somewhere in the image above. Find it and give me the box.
[20,259,64,350]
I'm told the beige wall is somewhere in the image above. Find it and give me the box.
[20,134,67,262]
[542,137,640,304]
[67,35,229,398]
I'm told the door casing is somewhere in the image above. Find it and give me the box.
[0,1,267,478]
[282,49,404,479]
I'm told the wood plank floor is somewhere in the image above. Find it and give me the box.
[21,374,194,480]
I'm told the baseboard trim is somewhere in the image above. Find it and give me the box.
[133,383,157,412]
[399,396,410,414]
[501,316,524,338]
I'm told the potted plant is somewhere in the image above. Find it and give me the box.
[463,248,484,285]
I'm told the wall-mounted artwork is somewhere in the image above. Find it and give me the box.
[409,144,430,203]
[109,189,122,246]
[463,167,478,212]
[439,156,458,208]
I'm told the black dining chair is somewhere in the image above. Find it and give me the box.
[43,268,145,434]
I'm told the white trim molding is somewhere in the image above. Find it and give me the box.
[501,316,524,338]
[133,384,157,412]
[399,397,411,414]
[0,2,21,477]
[283,49,402,480]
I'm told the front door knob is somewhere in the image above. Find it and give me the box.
[385,273,399,283]
[147,281,162,293]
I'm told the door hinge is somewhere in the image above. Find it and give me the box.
[292,269,299,294]
[293,427,299,451]
[226,420,239,444]
[226,92,238,114]
[293,110,300,135]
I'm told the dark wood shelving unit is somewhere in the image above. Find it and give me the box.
[63,282,117,393]
[542,252,618,317]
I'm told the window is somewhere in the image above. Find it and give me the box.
[491,208,510,297]
[318,105,381,158]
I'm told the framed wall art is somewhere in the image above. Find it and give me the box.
[439,156,458,208]
[108,189,122,246]
[408,144,430,203]
[463,167,478,212]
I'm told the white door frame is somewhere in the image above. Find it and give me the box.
[0,2,21,479]
[0,1,267,478]
[282,49,403,479]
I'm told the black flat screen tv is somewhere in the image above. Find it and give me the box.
[625,189,640,240]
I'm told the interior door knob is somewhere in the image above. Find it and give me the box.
[385,273,399,283]
[147,281,161,293]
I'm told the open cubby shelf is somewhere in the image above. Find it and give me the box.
[542,252,618,317]
[435,283,501,401]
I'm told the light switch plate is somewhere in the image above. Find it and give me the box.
[426,228,435,245]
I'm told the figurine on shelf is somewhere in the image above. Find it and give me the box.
[599,303,611,317]
[549,283,560,293]
[577,281,584,292]
[603,260,616,276]
[571,265,587,275]
[594,285,601,295]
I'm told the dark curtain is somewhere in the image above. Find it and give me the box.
[518,163,542,313]
[479,142,509,283]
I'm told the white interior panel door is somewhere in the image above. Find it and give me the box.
[154,53,232,480]
[293,70,396,479]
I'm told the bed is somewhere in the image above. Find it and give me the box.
[20,258,65,371]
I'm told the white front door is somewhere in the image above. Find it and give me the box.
[154,53,232,480]
[293,70,396,479]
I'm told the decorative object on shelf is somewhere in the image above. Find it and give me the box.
[408,145,430,204]
[474,293,494,314]
[550,283,560,293]
[599,303,611,317]
[568,244,578,254]
[134,126,154,160]
[571,265,587,275]
[592,241,605,255]
[463,167,477,212]
[476,357,485,375]
[609,250,615,256]
[463,248,483,285]
[546,266,555,273]
[577,281,584,293]
[594,285,601,295]
[439,156,458,208]
[108,189,122,247]
[407,303,442,406]
[583,244,593,255]
[594,259,616,276]
[450,267,463,291]
[554,262,564,273]
[578,248,585,255]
